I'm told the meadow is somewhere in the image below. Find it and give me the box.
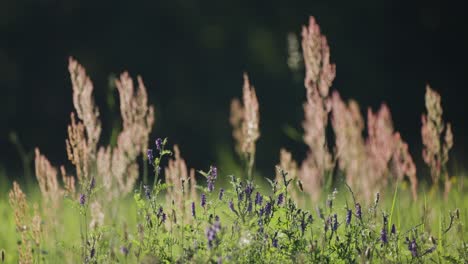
[0,17,466,263]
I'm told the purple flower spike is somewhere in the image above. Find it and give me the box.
[355,203,362,220]
[79,194,86,206]
[346,209,352,225]
[218,188,224,200]
[381,228,388,244]
[155,138,163,152]
[191,201,196,218]
[211,166,217,179]
[147,149,154,165]
[277,193,284,206]
[255,192,263,205]
[264,202,272,216]
[332,214,338,231]
[409,238,418,257]
[201,193,207,208]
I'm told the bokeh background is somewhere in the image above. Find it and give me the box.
[1,0,468,182]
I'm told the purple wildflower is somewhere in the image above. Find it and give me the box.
[147,149,154,165]
[208,181,214,192]
[346,209,352,225]
[408,238,418,257]
[120,246,129,256]
[218,188,224,200]
[161,213,167,223]
[191,202,196,218]
[155,138,163,152]
[277,193,284,206]
[201,193,207,208]
[381,228,388,244]
[157,206,163,218]
[206,217,221,249]
[245,183,253,198]
[90,247,95,258]
[208,166,218,192]
[272,232,279,248]
[259,207,265,217]
[211,166,217,179]
[255,192,263,205]
[79,194,86,206]
[355,203,362,220]
[264,202,272,216]
[332,214,338,231]
[391,224,396,235]
[300,215,307,234]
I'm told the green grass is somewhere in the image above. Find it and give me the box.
[1,169,466,263]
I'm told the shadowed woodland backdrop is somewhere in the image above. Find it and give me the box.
[1,0,468,181]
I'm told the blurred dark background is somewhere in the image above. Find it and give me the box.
[1,0,468,181]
